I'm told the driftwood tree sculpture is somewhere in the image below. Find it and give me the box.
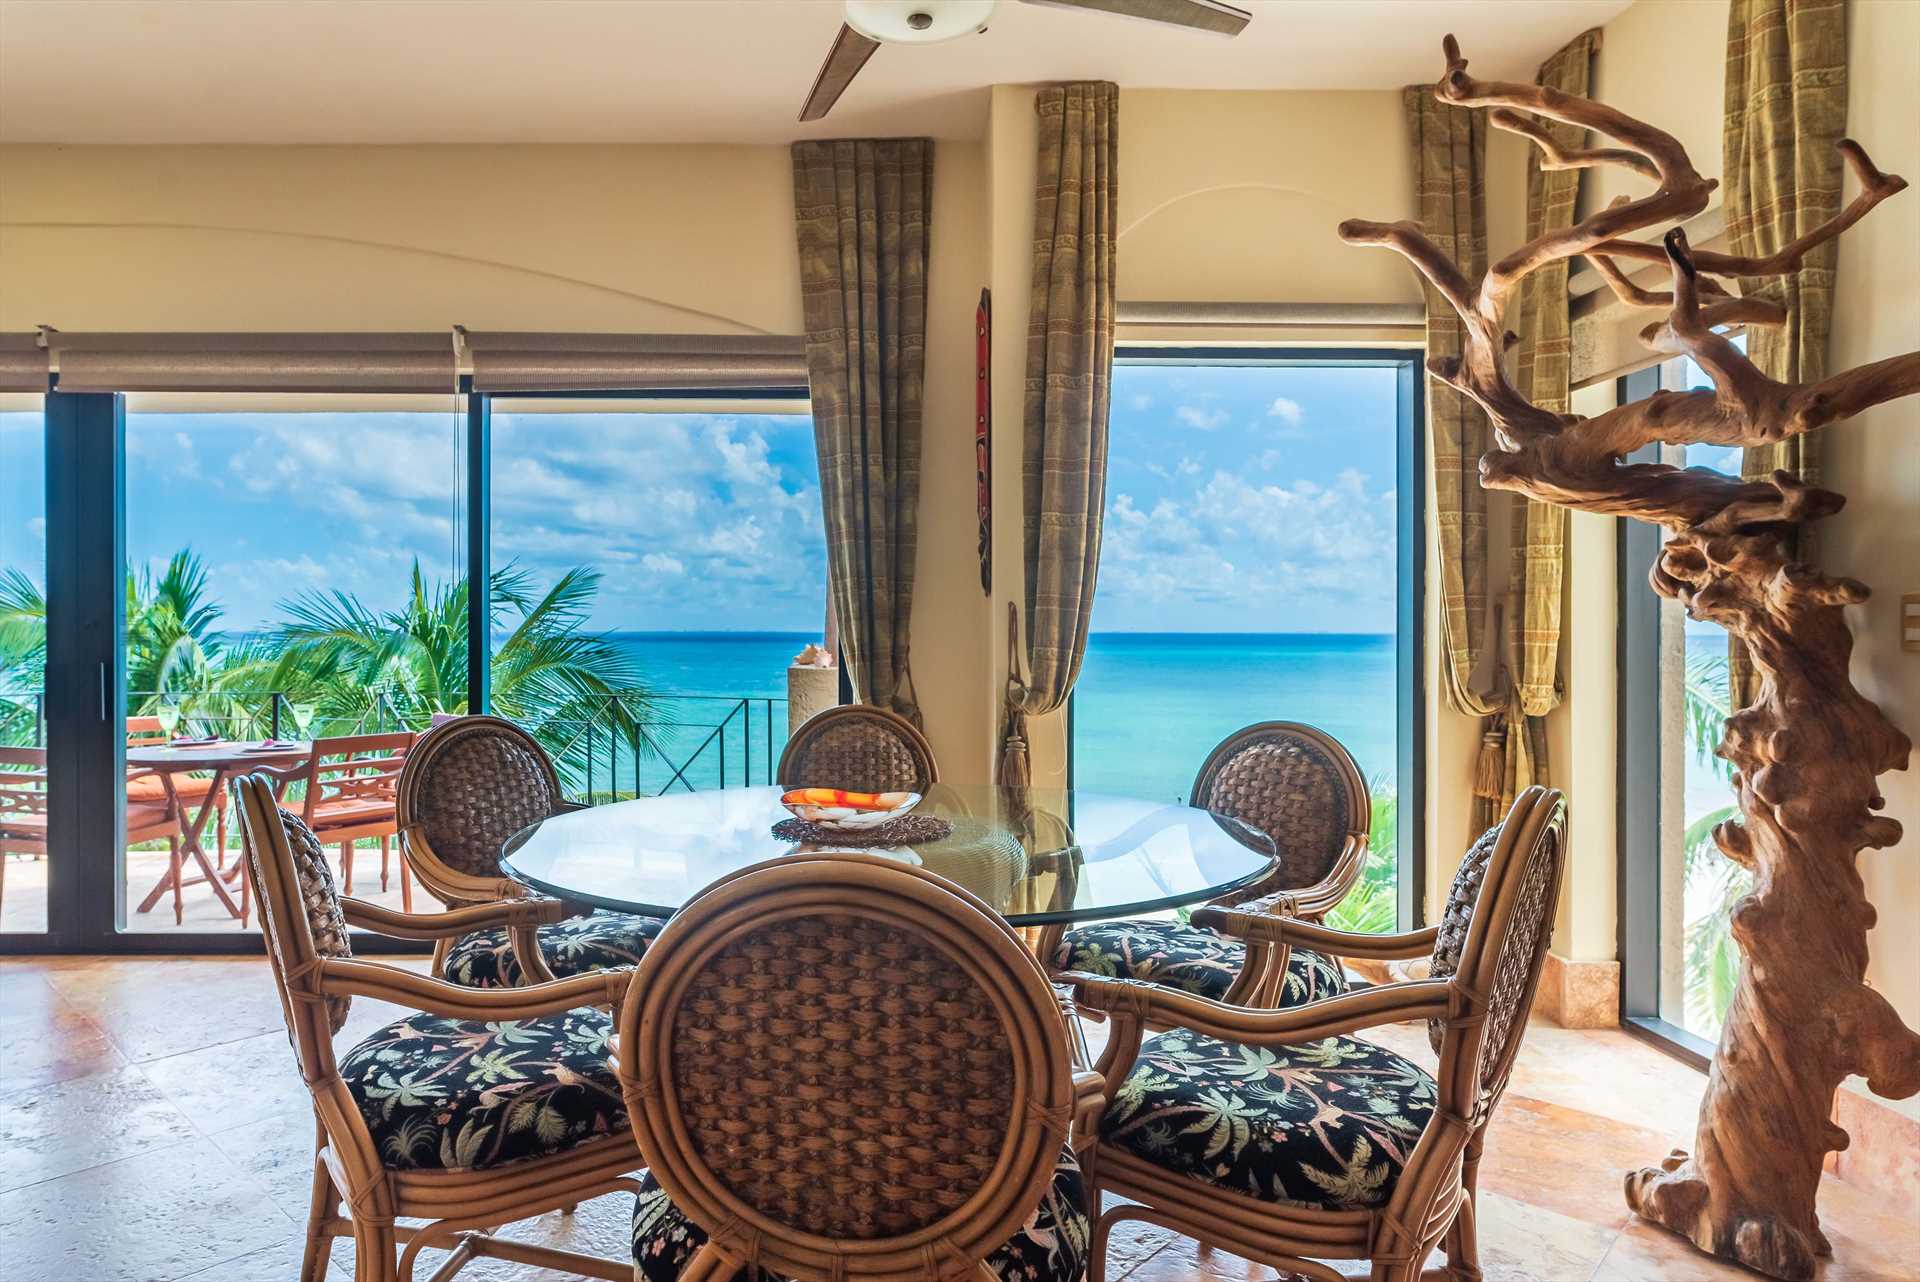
[1343,37,1920,1282]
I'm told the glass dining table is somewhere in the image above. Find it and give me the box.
[499,782,1278,930]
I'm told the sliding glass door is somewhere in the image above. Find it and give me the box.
[0,398,48,937]
[118,396,465,934]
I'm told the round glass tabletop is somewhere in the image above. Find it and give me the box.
[500,782,1277,926]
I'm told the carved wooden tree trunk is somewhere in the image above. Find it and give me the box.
[1629,518,1916,1276]
[1341,38,1920,1280]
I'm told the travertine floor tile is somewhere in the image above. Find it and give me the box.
[0,1137,295,1282]
[0,1061,197,1193]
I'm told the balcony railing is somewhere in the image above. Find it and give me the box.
[0,686,789,804]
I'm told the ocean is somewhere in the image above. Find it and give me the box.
[599,631,1398,802]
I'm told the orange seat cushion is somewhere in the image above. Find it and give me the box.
[126,774,223,804]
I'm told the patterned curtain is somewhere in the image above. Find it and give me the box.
[1494,28,1602,821]
[1723,0,1847,705]
[998,83,1118,786]
[792,139,932,726]
[1404,85,1507,826]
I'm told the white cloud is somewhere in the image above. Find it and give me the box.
[25,516,45,543]
[641,553,685,576]
[1268,397,1304,426]
[1174,405,1229,431]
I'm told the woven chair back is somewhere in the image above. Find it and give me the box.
[395,715,566,882]
[777,705,940,794]
[617,853,1072,1280]
[233,772,354,1069]
[1188,721,1369,888]
[1451,786,1566,1126]
[1375,787,1564,1263]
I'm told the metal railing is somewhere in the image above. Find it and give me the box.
[524,693,788,803]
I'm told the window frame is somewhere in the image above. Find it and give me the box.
[1614,363,1715,1069]
[1070,346,1428,928]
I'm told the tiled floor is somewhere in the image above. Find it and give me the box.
[2,954,1916,1281]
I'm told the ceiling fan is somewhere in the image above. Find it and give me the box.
[800,0,1253,122]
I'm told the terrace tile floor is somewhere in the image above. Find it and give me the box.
[1,954,1915,1281]
[1,846,425,935]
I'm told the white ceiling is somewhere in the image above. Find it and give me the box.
[0,0,1634,145]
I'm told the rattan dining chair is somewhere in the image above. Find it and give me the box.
[776,704,941,794]
[232,772,642,1282]
[396,715,667,988]
[1060,786,1566,1282]
[1053,721,1370,1009]
[616,851,1103,1282]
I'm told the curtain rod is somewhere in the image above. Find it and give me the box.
[1115,301,1425,328]
[0,329,809,394]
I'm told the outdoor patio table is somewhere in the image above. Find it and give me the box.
[128,740,312,920]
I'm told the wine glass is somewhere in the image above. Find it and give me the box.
[290,702,316,741]
[155,701,181,741]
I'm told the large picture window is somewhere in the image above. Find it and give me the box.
[486,398,825,802]
[1071,351,1422,930]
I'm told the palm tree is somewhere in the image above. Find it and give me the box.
[254,559,659,786]
[1679,647,1749,1033]
[0,567,45,745]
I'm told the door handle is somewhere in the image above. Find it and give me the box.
[98,662,109,722]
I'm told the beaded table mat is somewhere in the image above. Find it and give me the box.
[771,813,955,846]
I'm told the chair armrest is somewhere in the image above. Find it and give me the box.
[1200,832,1369,922]
[399,823,538,906]
[318,956,631,1021]
[1062,970,1451,1050]
[1191,906,1440,961]
[339,895,567,941]
[1070,1068,1108,1156]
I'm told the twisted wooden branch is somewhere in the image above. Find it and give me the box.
[1346,36,1920,1280]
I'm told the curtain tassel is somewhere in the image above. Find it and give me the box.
[1471,716,1508,802]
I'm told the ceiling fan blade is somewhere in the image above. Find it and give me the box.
[799,23,883,122]
[1020,0,1252,37]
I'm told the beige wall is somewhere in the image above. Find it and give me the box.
[1825,0,1920,1079]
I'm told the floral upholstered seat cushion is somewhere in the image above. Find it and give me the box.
[1055,918,1348,1004]
[1101,1027,1435,1210]
[631,1146,1089,1282]
[442,910,667,988]
[338,1007,626,1171]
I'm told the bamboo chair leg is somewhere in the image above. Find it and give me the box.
[380,834,390,892]
[398,857,413,913]
[1447,1136,1485,1281]
[353,1220,396,1282]
[301,1154,337,1282]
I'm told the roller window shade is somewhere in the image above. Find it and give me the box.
[50,333,457,394]
[465,332,807,392]
[0,334,49,392]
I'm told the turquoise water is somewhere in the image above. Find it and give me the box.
[601,631,1397,801]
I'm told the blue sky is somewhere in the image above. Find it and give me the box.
[1097,363,1400,632]
[0,363,1404,638]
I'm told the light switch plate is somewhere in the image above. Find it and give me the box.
[1903,593,1920,654]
